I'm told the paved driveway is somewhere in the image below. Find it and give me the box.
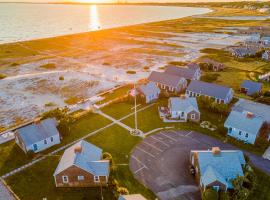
[130,130,270,200]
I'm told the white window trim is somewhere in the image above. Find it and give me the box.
[94,176,100,183]
[78,176,84,181]
[191,114,196,119]
[62,176,69,183]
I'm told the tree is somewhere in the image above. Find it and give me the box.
[201,188,218,200]
[232,176,250,200]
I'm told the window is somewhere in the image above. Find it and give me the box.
[239,131,242,136]
[94,176,100,182]
[78,176,84,181]
[50,137,54,142]
[245,133,249,138]
[44,139,47,145]
[181,112,185,117]
[213,186,220,191]
[62,176,69,183]
[191,114,196,119]
[33,144,38,151]
[228,127,232,134]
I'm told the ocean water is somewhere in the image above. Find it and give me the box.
[0,3,211,44]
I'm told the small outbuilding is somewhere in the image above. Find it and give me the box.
[240,80,262,96]
[130,82,160,104]
[15,118,60,153]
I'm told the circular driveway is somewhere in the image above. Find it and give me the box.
[129,130,246,200]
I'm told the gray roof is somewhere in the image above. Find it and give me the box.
[118,194,147,200]
[232,47,258,56]
[187,62,200,70]
[53,140,109,176]
[187,80,232,100]
[225,110,264,136]
[169,97,199,113]
[197,150,245,188]
[17,118,59,146]
[139,82,160,97]
[233,99,270,123]
[241,80,262,95]
[148,71,185,88]
[165,66,197,80]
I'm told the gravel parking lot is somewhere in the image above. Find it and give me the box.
[130,130,270,200]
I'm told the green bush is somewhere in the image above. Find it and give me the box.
[202,188,218,200]
[59,76,64,81]
[167,61,187,66]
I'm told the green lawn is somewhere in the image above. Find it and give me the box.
[101,101,138,120]
[6,125,156,200]
[0,112,111,176]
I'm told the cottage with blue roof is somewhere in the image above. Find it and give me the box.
[240,80,262,96]
[186,80,233,104]
[159,96,200,122]
[15,118,60,153]
[53,140,110,187]
[190,147,246,192]
[225,110,264,144]
[130,82,160,104]
[165,65,201,80]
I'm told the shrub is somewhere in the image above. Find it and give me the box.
[168,61,187,66]
[64,96,81,105]
[143,66,150,70]
[201,188,218,200]
[126,70,136,74]
[102,62,111,66]
[44,102,56,107]
[10,62,19,66]
[27,150,35,159]
[0,73,7,79]
[59,76,64,81]
[102,152,113,164]
[117,187,129,196]
[40,63,56,69]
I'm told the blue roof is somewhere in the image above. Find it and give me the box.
[241,80,262,96]
[17,118,59,146]
[233,99,270,123]
[169,97,199,113]
[225,111,264,136]
[197,150,245,189]
[54,140,109,176]
[148,71,185,87]
[139,82,160,97]
[187,80,232,100]
[165,65,197,80]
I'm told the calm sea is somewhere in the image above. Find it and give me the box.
[0,3,210,44]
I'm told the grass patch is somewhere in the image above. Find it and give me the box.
[126,70,136,74]
[0,73,7,79]
[201,73,220,83]
[64,96,81,105]
[101,102,136,120]
[39,63,56,69]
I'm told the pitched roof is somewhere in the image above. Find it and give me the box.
[118,194,147,200]
[138,82,160,97]
[148,71,185,88]
[187,80,232,100]
[225,111,264,135]
[169,97,199,113]
[197,150,245,189]
[232,99,270,123]
[187,62,200,70]
[53,140,109,176]
[17,118,59,146]
[165,65,197,80]
[241,80,262,95]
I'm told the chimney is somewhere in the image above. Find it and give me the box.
[246,112,254,119]
[212,147,221,155]
[74,145,82,154]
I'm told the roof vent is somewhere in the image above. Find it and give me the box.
[212,147,221,155]
[74,145,82,154]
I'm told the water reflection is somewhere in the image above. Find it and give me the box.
[89,5,101,31]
